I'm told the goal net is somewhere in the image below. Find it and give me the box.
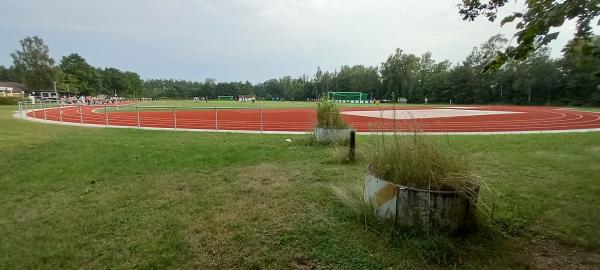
[327,92,370,103]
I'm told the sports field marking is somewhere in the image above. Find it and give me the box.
[341,109,522,120]
[441,106,485,109]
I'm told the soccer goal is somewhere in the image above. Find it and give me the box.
[217,95,234,101]
[327,92,370,103]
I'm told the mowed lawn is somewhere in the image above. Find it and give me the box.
[104,100,441,111]
[0,105,599,269]
[127,100,435,109]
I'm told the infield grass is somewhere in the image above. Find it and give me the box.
[100,100,434,113]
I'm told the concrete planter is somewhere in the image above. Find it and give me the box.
[364,166,478,232]
[314,127,352,144]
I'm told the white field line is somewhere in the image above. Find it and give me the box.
[341,109,522,120]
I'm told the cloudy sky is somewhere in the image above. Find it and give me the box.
[0,0,579,82]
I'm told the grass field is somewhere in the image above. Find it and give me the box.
[574,107,600,112]
[1,105,599,269]
[137,100,420,108]
[102,100,434,112]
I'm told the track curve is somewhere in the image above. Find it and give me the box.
[23,105,600,134]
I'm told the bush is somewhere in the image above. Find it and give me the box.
[590,90,600,106]
[367,131,479,192]
[0,97,26,105]
[316,97,348,129]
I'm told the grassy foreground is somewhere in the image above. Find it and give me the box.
[1,105,599,269]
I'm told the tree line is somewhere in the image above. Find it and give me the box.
[0,36,142,97]
[1,35,599,106]
[141,34,600,106]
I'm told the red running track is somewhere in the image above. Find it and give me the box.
[24,105,600,133]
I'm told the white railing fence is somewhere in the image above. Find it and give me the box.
[16,100,297,133]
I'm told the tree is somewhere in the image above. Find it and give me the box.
[59,53,101,94]
[124,71,143,98]
[100,68,129,96]
[508,48,560,104]
[11,36,56,89]
[0,65,16,81]
[380,49,421,101]
[557,36,600,105]
[56,69,80,95]
[459,0,600,72]
[461,35,509,103]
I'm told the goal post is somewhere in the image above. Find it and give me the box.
[217,96,235,101]
[327,92,370,103]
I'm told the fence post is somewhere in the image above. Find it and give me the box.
[24,102,28,118]
[59,105,63,124]
[349,130,356,162]
[32,103,36,118]
[42,102,47,121]
[136,106,140,128]
[104,106,109,127]
[173,107,177,130]
[215,107,218,131]
[79,104,83,126]
[260,107,263,133]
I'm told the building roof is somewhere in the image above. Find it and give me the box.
[0,82,27,91]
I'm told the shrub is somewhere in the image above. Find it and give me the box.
[0,97,25,105]
[367,131,479,192]
[590,90,600,106]
[316,97,348,129]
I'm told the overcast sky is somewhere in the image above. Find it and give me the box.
[0,0,580,83]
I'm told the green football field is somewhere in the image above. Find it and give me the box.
[1,104,599,269]
[100,100,434,113]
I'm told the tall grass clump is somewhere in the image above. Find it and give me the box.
[329,143,356,164]
[368,131,480,193]
[316,97,348,129]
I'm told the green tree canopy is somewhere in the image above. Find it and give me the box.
[0,65,16,81]
[58,53,101,95]
[459,0,600,72]
[10,36,56,90]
